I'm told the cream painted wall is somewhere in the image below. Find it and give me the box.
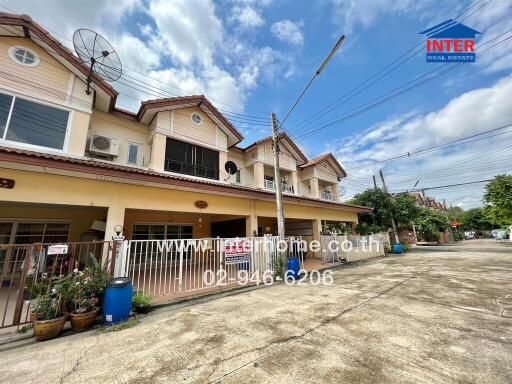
[0,169,359,240]
[0,37,93,111]
[89,110,151,167]
[0,203,107,242]
[226,150,254,187]
[123,210,211,239]
[171,107,221,150]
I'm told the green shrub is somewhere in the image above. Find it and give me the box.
[132,292,151,314]
[272,253,286,279]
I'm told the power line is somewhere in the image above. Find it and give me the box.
[284,0,492,136]
[276,25,512,169]
[346,123,512,172]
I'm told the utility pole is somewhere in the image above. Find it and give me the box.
[379,169,400,244]
[271,112,286,241]
[373,175,378,189]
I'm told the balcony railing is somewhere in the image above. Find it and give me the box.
[264,179,294,193]
[165,159,219,180]
[321,191,336,201]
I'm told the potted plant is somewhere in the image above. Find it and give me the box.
[32,292,66,341]
[68,266,108,331]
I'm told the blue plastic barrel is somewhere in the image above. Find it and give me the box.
[393,243,403,254]
[286,257,300,279]
[103,277,133,325]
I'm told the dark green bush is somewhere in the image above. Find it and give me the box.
[132,292,151,314]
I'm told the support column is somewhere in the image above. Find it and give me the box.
[148,133,166,172]
[253,161,265,189]
[333,182,340,201]
[104,203,126,243]
[246,200,258,237]
[312,218,322,259]
[219,151,229,181]
[290,171,299,195]
[310,177,319,198]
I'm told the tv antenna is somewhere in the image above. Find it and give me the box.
[72,29,122,95]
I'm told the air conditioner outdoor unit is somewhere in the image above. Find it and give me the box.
[89,134,120,157]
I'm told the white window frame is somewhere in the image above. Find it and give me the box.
[132,222,194,240]
[8,46,40,68]
[191,112,203,126]
[0,89,72,153]
[127,142,141,166]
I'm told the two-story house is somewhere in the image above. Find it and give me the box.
[0,13,370,261]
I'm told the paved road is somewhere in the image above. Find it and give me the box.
[0,239,511,383]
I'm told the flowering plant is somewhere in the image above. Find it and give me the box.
[31,291,62,320]
[69,265,108,314]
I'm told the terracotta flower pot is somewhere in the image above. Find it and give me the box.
[69,308,99,332]
[34,315,67,341]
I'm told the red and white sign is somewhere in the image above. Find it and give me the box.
[224,239,252,264]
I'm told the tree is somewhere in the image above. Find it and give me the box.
[483,175,512,227]
[348,188,392,234]
[462,207,493,231]
[447,206,464,223]
[393,194,422,229]
[414,208,448,242]
[348,189,421,235]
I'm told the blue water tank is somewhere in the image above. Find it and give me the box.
[103,277,133,325]
[286,257,301,279]
[393,243,403,254]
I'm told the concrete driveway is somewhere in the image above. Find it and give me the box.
[0,239,511,383]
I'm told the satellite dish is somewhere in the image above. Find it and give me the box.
[224,161,238,175]
[73,28,122,95]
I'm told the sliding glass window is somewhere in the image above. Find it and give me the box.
[0,91,69,150]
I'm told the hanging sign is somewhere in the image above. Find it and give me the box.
[0,178,15,189]
[194,200,208,209]
[224,239,251,264]
[47,244,69,255]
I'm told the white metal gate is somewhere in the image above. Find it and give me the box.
[320,234,386,263]
[124,237,279,299]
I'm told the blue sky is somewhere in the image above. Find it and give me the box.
[3,0,512,209]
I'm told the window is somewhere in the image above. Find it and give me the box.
[0,221,70,244]
[235,170,241,183]
[165,138,219,180]
[127,143,139,165]
[8,46,40,67]
[132,224,193,240]
[0,92,69,150]
[191,112,203,125]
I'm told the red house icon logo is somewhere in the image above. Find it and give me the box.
[420,19,481,63]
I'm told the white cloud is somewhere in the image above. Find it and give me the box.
[147,0,223,66]
[230,5,264,28]
[5,0,299,115]
[334,76,512,207]
[271,20,304,46]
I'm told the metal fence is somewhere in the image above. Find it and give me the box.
[0,241,113,330]
[123,236,290,300]
[320,233,386,264]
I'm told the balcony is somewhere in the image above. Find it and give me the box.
[264,179,294,194]
[165,159,219,180]
[321,191,336,201]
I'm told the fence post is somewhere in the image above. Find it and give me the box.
[13,245,33,327]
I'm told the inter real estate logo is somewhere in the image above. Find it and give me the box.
[419,19,481,63]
